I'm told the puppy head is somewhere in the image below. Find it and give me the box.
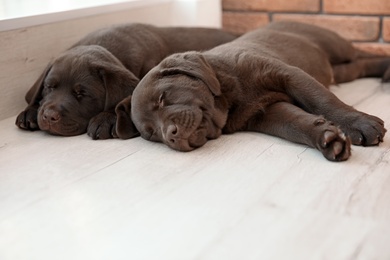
[30,45,139,136]
[130,51,227,151]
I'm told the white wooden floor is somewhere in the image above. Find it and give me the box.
[0,78,389,260]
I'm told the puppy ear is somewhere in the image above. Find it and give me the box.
[160,52,221,96]
[93,61,140,111]
[114,95,140,139]
[25,63,52,105]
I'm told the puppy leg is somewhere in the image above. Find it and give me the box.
[279,66,387,146]
[247,102,351,161]
[333,57,390,83]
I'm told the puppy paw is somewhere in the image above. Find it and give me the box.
[15,107,39,130]
[340,113,386,146]
[315,120,351,161]
[87,112,117,140]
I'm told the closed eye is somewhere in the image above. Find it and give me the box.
[44,82,56,90]
[42,82,57,95]
[158,91,166,108]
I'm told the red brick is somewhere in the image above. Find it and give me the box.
[384,18,390,43]
[222,12,269,35]
[324,0,390,15]
[354,43,390,56]
[222,0,320,12]
[272,14,380,41]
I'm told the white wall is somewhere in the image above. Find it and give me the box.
[170,0,222,27]
[0,0,222,120]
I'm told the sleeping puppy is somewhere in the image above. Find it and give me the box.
[15,23,236,139]
[116,21,389,161]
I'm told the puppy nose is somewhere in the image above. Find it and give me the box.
[42,109,60,123]
[166,124,178,144]
[165,124,192,151]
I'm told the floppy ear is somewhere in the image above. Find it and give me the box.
[93,61,140,111]
[25,63,52,105]
[114,95,139,139]
[160,52,221,96]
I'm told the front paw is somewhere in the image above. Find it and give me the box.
[15,107,39,130]
[87,112,117,140]
[315,121,351,161]
[341,113,386,146]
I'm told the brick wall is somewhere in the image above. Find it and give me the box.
[222,0,390,55]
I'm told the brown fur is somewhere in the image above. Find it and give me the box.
[117,21,389,161]
[15,23,236,139]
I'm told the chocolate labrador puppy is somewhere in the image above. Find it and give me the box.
[15,23,236,139]
[116,21,389,161]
